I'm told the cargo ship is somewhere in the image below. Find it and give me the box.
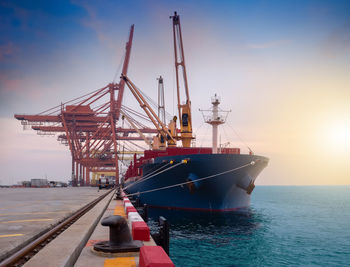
[122,12,268,211]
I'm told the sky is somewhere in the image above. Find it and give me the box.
[0,0,349,185]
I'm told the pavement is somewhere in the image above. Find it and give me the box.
[22,193,157,267]
[23,189,114,267]
[74,197,156,267]
[0,187,106,262]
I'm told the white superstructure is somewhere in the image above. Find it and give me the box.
[200,94,230,153]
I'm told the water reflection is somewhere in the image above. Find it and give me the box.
[148,207,263,231]
[148,208,265,243]
[147,207,271,266]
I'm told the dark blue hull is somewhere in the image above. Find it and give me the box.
[124,154,268,211]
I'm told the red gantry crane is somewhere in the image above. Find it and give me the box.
[14,25,157,186]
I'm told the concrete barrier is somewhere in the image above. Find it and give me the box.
[139,246,174,267]
[132,221,150,241]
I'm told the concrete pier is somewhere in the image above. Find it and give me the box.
[0,187,106,262]
[23,189,114,267]
[1,188,174,266]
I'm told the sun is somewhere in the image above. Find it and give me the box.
[327,120,350,151]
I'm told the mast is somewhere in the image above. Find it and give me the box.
[157,76,166,125]
[210,96,221,153]
[200,94,230,153]
[170,12,193,147]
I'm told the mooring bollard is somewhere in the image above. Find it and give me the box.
[142,204,148,223]
[151,216,170,255]
[93,215,142,253]
[114,187,123,200]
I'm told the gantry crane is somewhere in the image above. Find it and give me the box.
[14,12,196,187]
[14,25,157,186]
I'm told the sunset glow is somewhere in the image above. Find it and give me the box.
[0,0,349,185]
[326,119,350,151]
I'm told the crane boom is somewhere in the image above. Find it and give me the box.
[120,110,152,148]
[121,74,176,147]
[115,24,134,120]
[170,12,193,147]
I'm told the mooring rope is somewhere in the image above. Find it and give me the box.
[122,161,183,190]
[124,160,256,197]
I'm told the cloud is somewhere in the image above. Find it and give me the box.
[322,20,350,57]
[0,73,22,94]
[0,2,31,31]
[0,42,18,61]
[246,39,291,49]
[71,0,114,47]
[0,73,43,101]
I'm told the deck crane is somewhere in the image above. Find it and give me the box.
[120,109,152,149]
[170,11,193,148]
[121,74,177,149]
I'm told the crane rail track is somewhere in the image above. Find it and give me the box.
[0,188,115,267]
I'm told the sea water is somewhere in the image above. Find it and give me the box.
[148,186,350,266]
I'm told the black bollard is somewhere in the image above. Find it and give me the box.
[114,187,123,200]
[93,215,142,253]
[159,216,169,255]
[142,204,148,223]
[151,216,169,255]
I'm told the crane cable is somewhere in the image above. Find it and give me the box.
[225,122,254,154]
[121,116,125,162]
[124,160,257,197]
[112,51,126,83]
[37,86,109,115]
[131,82,173,121]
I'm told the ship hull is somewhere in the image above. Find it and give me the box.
[124,153,268,211]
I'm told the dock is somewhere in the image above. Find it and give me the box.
[0,188,174,266]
